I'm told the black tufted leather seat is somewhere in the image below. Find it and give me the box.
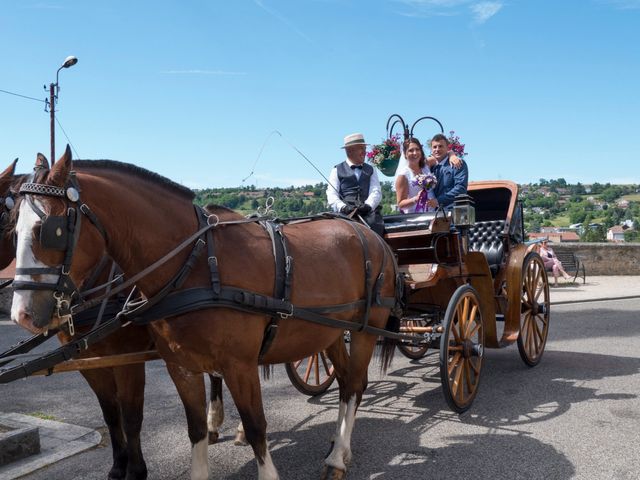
[468,220,506,274]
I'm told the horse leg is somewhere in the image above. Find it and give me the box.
[112,364,148,480]
[207,374,248,446]
[207,374,224,444]
[165,363,209,480]
[322,333,377,480]
[223,367,279,480]
[79,369,131,480]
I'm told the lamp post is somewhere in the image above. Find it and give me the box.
[47,55,78,166]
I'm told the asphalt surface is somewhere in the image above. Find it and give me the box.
[1,277,639,479]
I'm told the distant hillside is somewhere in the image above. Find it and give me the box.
[193,178,640,242]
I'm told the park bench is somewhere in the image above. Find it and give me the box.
[554,251,586,284]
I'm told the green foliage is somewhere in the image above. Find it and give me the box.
[193,179,639,242]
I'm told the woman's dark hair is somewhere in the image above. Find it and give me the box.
[403,137,426,168]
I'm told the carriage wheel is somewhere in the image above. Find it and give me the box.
[517,252,550,367]
[285,351,336,396]
[439,284,484,414]
[398,318,430,359]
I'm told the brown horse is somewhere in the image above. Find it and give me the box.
[0,158,238,480]
[11,147,400,480]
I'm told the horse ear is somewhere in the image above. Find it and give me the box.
[0,159,18,190]
[35,153,50,170]
[0,158,18,178]
[48,145,72,187]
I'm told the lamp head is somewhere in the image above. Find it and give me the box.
[61,56,78,68]
[452,194,476,229]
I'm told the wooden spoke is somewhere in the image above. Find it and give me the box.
[440,286,484,413]
[285,350,337,396]
[518,253,550,367]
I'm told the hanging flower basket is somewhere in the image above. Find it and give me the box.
[376,157,400,177]
[367,134,402,177]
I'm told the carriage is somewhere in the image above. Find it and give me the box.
[285,180,550,412]
[0,129,550,479]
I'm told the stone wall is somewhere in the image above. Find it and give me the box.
[552,243,640,276]
[1,243,639,315]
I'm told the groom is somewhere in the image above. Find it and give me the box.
[427,133,469,210]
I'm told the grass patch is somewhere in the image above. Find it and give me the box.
[28,412,56,421]
[622,193,640,202]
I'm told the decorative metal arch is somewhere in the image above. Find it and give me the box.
[385,114,445,142]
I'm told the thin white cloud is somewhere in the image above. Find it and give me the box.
[394,0,504,22]
[596,0,640,9]
[161,70,247,76]
[470,1,503,23]
[24,3,64,9]
[254,0,315,45]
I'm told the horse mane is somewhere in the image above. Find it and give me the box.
[73,160,195,201]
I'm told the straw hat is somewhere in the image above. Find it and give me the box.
[341,133,368,149]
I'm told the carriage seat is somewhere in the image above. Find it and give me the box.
[383,212,436,233]
[468,220,506,275]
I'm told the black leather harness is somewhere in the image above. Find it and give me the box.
[1,177,408,383]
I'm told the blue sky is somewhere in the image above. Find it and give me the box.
[1,0,639,189]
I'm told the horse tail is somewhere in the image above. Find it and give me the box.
[261,364,274,380]
[377,315,399,374]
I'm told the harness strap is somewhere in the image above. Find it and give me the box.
[257,220,292,361]
[0,314,125,384]
[342,219,374,332]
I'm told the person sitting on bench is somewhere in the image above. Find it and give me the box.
[540,239,571,285]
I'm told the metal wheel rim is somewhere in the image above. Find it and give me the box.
[518,254,550,365]
[285,351,336,396]
[441,287,484,412]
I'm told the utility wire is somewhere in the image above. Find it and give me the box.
[0,88,45,103]
[55,116,80,159]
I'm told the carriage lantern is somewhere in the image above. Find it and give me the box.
[453,194,475,228]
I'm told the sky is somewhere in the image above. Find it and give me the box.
[1,0,639,190]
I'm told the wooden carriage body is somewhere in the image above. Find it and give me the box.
[382,181,550,412]
[384,180,528,348]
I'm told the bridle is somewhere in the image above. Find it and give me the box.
[13,175,108,328]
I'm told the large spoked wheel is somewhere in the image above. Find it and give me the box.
[398,318,430,359]
[440,284,484,414]
[285,351,336,396]
[517,252,551,367]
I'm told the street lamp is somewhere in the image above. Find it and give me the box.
[47,55,78,166]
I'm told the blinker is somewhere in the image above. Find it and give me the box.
[4,197,14,210]
[40,216,68,250]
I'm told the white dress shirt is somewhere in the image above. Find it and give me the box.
[326,159,382,212]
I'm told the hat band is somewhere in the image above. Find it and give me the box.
[344,139,366,147]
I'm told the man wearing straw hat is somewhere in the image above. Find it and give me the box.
[326,132,384,235]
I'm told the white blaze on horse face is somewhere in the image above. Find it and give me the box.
[10,198,59,325]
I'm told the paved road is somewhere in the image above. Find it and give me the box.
[1,298,639,479]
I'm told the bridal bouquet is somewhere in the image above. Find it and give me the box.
[412,173,438,212]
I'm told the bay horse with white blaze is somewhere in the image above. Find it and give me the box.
[11,147,401,480]
[1,157,237,480]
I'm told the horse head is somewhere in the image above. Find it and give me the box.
[0,158,20,269]
[11,146,106,333]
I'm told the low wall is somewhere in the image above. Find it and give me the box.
[0,244,639,315]
[552,243,640,276]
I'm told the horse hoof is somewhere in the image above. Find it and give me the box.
[321,465,346,480]
[208,431,220,444]
[233,432,247,446]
